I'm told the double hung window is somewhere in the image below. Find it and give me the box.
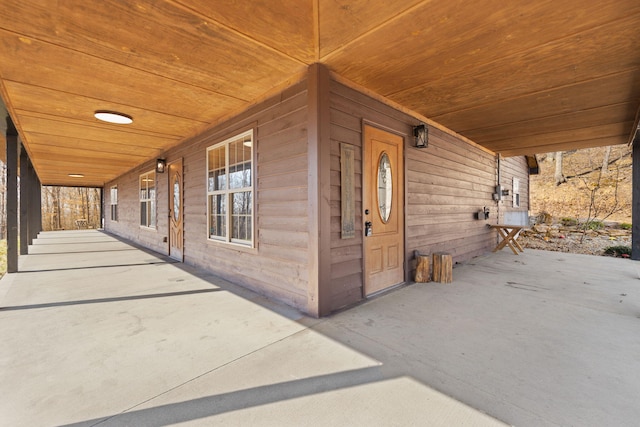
[140,171,156,228]
[110,185,118,221]
[207,130,253,246]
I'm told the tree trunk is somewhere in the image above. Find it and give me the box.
[53,186,61,229]
[601,146,611,175]
[554,151,567,185]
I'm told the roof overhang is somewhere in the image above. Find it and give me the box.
[0,1,638,186]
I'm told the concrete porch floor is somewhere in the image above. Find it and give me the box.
[1,230,639,427]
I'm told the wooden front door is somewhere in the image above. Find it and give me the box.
[363,125,405,295]
[168,159,184,261]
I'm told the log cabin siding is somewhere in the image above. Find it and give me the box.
[328,80,512,312]
[104,68,530,317]
[105,160,167,254]
[106,79,311,312]
[499,156,530,224]
[406,126,498,266]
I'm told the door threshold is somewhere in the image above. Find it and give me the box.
[366,281,408,299]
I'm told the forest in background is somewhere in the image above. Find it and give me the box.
[41,186,102,231]
[530,145,632,223]
[0,160,102,238]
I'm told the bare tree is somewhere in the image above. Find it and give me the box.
[601,146,611,175]
[554,151,567,186]
[579,162,623,243]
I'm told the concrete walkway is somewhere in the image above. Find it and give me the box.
[1,230,639,426]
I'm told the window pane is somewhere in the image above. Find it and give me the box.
[140,176,146,199]
[150,198,156,228]
[377,153,392,223]
[232,191,252,241]
[208,146,226,191]
[147,174,155,196]
[229,138,251,189]
[209,194,227,238]
[140,202,147,226]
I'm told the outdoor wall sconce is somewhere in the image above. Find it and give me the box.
[156,158,166,173]
[413,123,428,148]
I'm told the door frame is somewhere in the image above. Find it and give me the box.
[167,158,184,262]
[361,121,409,296]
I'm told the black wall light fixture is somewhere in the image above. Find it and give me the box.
[413,123,428,148]
[156,158,167,173]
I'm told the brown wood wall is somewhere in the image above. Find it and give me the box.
[498,156,530,222]
[106,160,167,254]
[104,72,530,316]
[106,79,312,312]
[328,80,529,312]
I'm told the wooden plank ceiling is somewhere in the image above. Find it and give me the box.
[0,0,638,186]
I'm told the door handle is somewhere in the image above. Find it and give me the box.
[364,221,373,237]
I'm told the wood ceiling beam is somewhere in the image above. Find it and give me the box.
[28,144,148,162]
[392,17,640,118]
[433,70,640,132]
[27,135,155,157]
[319,0,425,60]
[486,122,632,152]
[0,1,306,95]
[498,136,628,157]
[463,103,637,143]
[326,0,640,92]
[18,118,173,150]
[169,0,314,64]
[5,81,207,138]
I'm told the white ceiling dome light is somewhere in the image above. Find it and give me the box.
[94,110,133,125]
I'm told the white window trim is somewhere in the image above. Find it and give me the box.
[110,185,118,222]
[513,177,520,208]
[206,129,255,248]
[139,170,157,229]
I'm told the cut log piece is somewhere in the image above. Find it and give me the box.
[414,254,431,282]
[432,252,452,283]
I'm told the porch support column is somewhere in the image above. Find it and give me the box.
[632,141,640,260]
[100,187,104,229]
[6,116,19,273]
[36,173,42,237]
[28,155,40,244]
[19,144,29,255]
[27,159,35,244]
[307,63,332,317]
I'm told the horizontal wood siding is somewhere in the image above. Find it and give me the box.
[106,79,311,312]
[104,159,167,254]
[329,80,530,312]
[407,126,497,265]
[104,72,530,316]
[499,156,530,224]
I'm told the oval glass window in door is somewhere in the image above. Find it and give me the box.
[173,176,180,221]
[377,152,392,223]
